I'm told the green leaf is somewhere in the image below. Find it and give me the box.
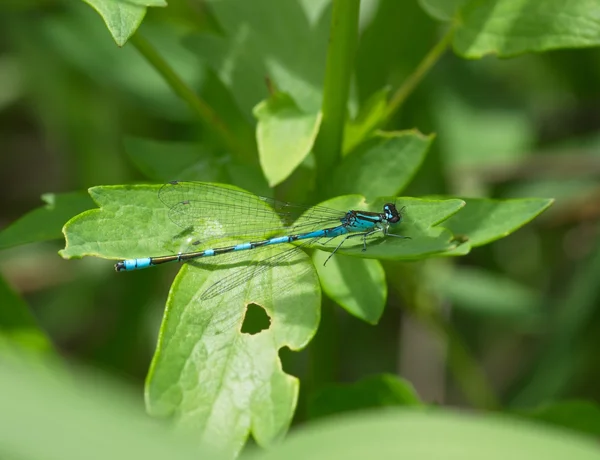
[0,192,95,250]
[418,0,468,21]
[329,131,433,200]
[123,137,225,182]
[60,184,320,455]
[519,400,600,437]
[60,185,464,263]
[442,197,553,248]
[0,275,53,356]
[254,93,322,187]
[250,409,600,460]
[146,257,320,456]
[308,195,465,260]
[342,88,390,155]
[81,0,166,46]
[0,360,217,460]
[60,186,174,261]
[454,0,600,58]
[184,0,329,118]
[308,374,422,420]
[313,253,386,324]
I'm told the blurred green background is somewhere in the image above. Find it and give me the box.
[1,0,600,446]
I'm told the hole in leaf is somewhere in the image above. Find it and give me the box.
[241,303,271,335]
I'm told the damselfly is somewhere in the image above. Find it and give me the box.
[115,181,409,299]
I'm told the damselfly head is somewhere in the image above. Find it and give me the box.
[383,203,401,224]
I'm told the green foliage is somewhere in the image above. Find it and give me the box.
[308,374,423,419]
[250,409,600,460]
[0,275,53,356]
[519,400,600,437]
[254,92,322,186]
[82,0,166,46]
[3,0,600,458]
[0,193,94,250]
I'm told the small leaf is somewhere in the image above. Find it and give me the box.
[313,253,386,324]
[329,130,433,199]
[343,88,390,155]
[254,93,322,187]
[519,400,600,437]
[442,197,553,247]
[123,137,225,182]
[0,275,53,356]
[0,192,95,250]
[251,409,600,460]
[81,0,148,46]
[454,0,600,58]
[308,374,423,420]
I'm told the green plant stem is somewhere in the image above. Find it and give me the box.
[383,27,454,124]
[314,0,360,185]
[130,33,251,162]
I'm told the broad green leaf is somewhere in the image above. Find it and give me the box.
[60,185,464,263]
[81,0,147,46]
[343,88,390,155]
[0,360,214,460]
[254,93,322,187]
[301,195,465,260]
[308,374,423,420]
[0,192,95,250]
[60,184,321,456]
[329,131,433,200]
[313,253,386,324]
[0,275,53,355]
[454,0,600,58]
[442,197,553,247]
[60,186,174,261]
[124,137,225,182]
[250,409,600,460]
[418,0,468,21]
[146,257,319,456]
[519,400,600,437]
[184,0,329,118]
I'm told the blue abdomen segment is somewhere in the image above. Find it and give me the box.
[118,257,152,271]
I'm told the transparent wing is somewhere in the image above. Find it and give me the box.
[199,238,318,301]
[159,181,344,240]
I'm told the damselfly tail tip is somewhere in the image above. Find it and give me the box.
[115,261,126,272]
